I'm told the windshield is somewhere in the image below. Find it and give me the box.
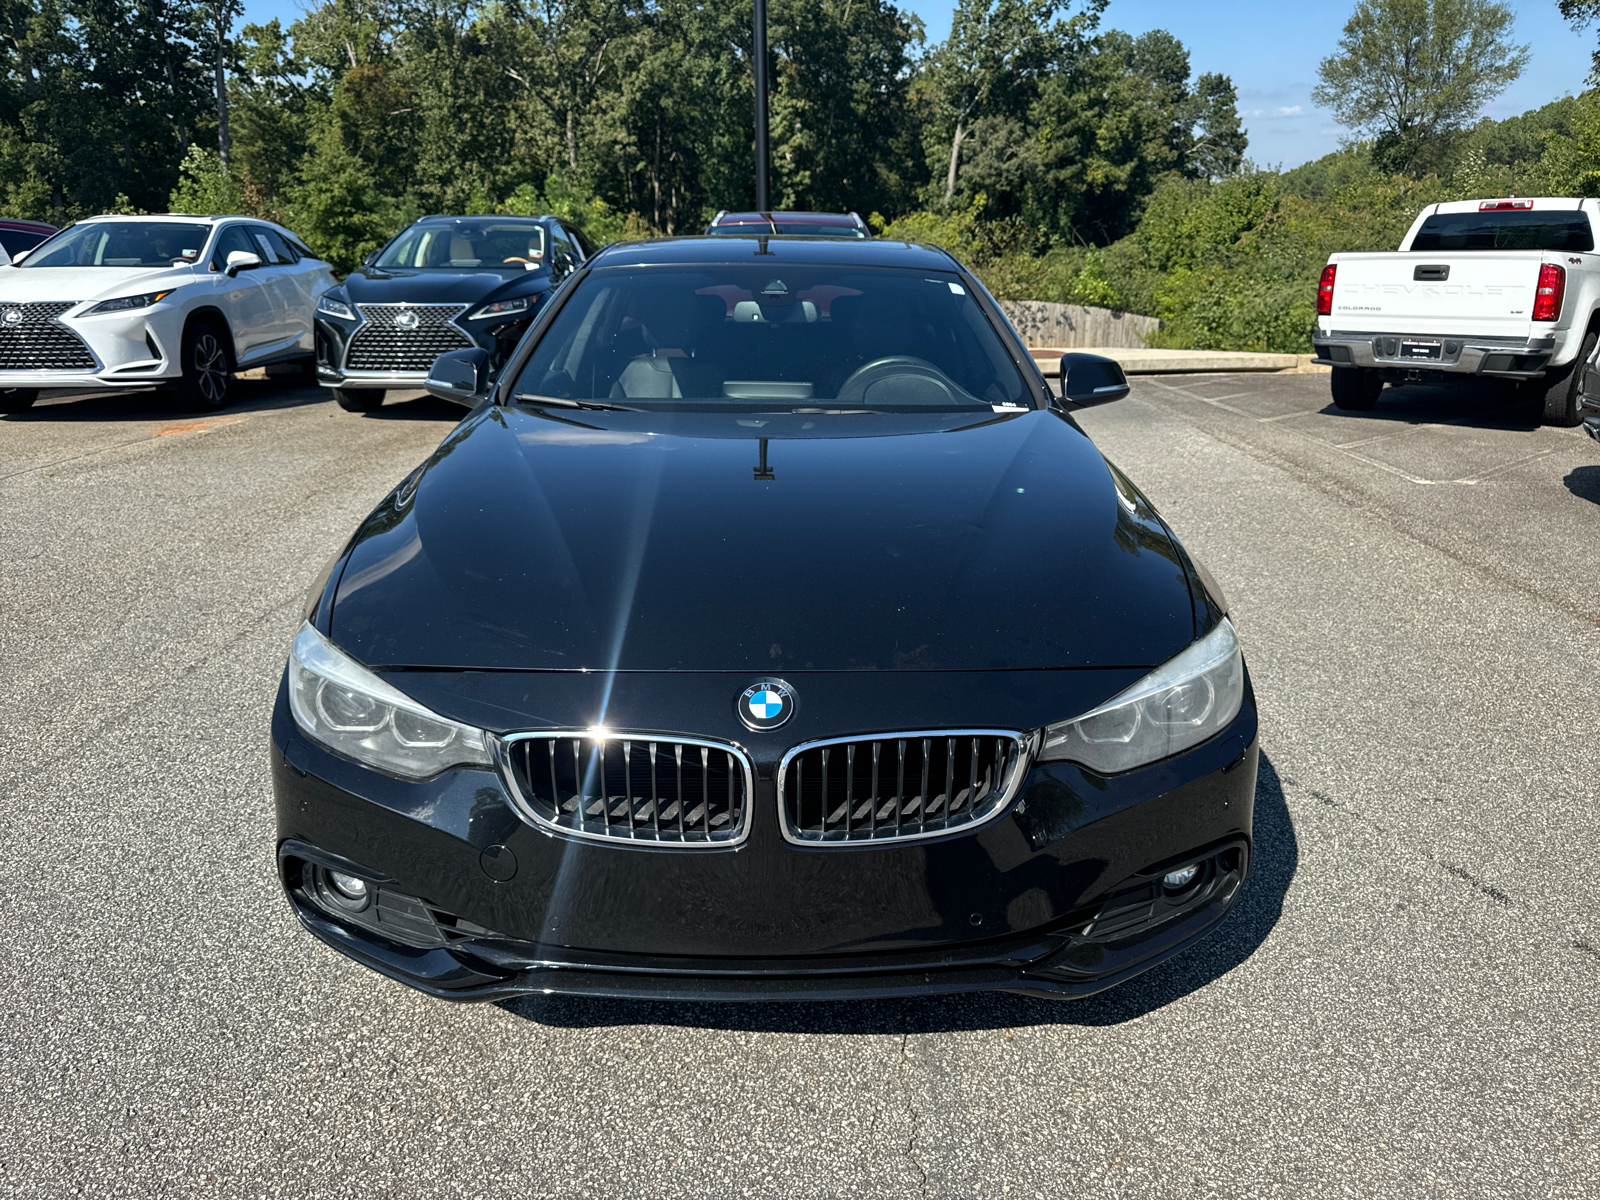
[709,224,868,238]
[1411,210,1594,252]
[20,222,211,268]
[376,220,547,269]
[512,265,1031,412]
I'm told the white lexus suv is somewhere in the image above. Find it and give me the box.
[0,213,332,413]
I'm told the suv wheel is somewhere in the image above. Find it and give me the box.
[332,387,385,412]
[1330,366,1382,410]
[173,320,232,411]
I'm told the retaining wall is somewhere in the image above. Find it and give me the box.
[998,300,1159,349]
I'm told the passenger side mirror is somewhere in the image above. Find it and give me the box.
[225,250,262,278]
[426,348,492,407]
[1057,352,1130,407]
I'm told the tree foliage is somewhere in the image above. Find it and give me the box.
[1312,0,1528,174]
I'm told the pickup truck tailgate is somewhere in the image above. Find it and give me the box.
[1328,250,1544,337]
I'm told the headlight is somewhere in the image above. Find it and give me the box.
[1038,618,1243,774]
[316,295,356,320]
[468,295,532,320]
[86,289,176,315]
[287,622,494,780]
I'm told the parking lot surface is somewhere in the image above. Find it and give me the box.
[2,375,1597,1198]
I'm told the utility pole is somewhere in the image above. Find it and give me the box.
[752,0,770,212]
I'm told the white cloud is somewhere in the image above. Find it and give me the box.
[1276,105,1304,117]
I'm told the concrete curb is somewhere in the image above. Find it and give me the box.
[1030,348,1330,376]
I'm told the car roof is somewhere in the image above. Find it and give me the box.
[0,218,55,233]
[589,236,958,270]
[413,214,554,224]
[711,211,864,227]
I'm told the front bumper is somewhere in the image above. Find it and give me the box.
[0,304,183,388]
[271,674,1261,1003]
[1312,330,1559,380]
[314,312,530,390]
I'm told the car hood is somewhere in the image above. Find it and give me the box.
[329,406,1200,672]
[0,264,200,304]
[342,266,547,307]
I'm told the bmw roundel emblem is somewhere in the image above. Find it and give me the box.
[738,679,796,731]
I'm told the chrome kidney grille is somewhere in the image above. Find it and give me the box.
[778,731,1034,845]
[498,733,753,847]
[346,304,472,372]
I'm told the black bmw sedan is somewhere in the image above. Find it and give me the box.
[313,214,592,412]
[272,236,1259,1002]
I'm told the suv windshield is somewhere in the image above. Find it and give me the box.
[513,265,1031,412]
[21,222,211,268]
[377,220,547,269]
[1411,210,1594,252]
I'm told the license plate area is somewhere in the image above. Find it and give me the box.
[1400,340,1443,361]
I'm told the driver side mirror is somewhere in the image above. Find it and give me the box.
[426,348,492,407]
[1057,352,1130,407]
[225,250,262,278]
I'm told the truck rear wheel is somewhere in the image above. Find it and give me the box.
[1330,367,1382,411]
[1536,329,1597,428]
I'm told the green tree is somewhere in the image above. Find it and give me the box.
[1559,0,1600,84]
[1312,0,1529,175]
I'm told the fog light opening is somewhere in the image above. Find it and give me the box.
[310,864,374,914]
[1162,864,1200,892]
[329,871,369,901]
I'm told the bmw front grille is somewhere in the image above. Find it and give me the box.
[498,733,754,847]
[777,731,1034,845]
[345,304,473,372]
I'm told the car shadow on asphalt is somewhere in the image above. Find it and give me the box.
[3,379,329,422]
[498,752,1298,1034]
[1318,381,1539,431]
[1564,465,1600,505]
[361,394,466,421]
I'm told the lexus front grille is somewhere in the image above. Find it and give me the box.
[0,302,96,370]
[345,304,472,372]
[778,731,1033,845]
[498,733,753,847]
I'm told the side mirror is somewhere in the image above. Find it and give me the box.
[362,250,380,267]
[225,250,262,277]
[426,347,492,407]
[1057,352,1130,407]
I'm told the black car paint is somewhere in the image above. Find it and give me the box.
[276,235,1258,1001]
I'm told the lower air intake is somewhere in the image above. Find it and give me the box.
[499,733,753,847]
[778,730,1033,845]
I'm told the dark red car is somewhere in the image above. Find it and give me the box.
[705,210,870,238]
[0,218,58,261]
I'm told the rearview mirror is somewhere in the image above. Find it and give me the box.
[426,348,492,407]
[1057,352,1130,407]
[225,250,262,277]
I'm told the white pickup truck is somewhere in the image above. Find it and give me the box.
[1312,198,1600,426]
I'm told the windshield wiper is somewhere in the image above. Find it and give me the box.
[514,395,639,412]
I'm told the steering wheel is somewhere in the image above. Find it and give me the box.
[834,356,961,407]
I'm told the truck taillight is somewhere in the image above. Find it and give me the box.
[1533,264,1565,321]
[1316,264,1337,316]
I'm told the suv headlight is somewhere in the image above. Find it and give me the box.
[86,289,176,315]
[1038,619,1243,774]
[316,295,356,320]
[468,296,531,320]
[287,622,494,780]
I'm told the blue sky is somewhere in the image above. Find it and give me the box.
[241,0,1592,170]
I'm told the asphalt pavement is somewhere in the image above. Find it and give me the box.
[1,373,1596,1198]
